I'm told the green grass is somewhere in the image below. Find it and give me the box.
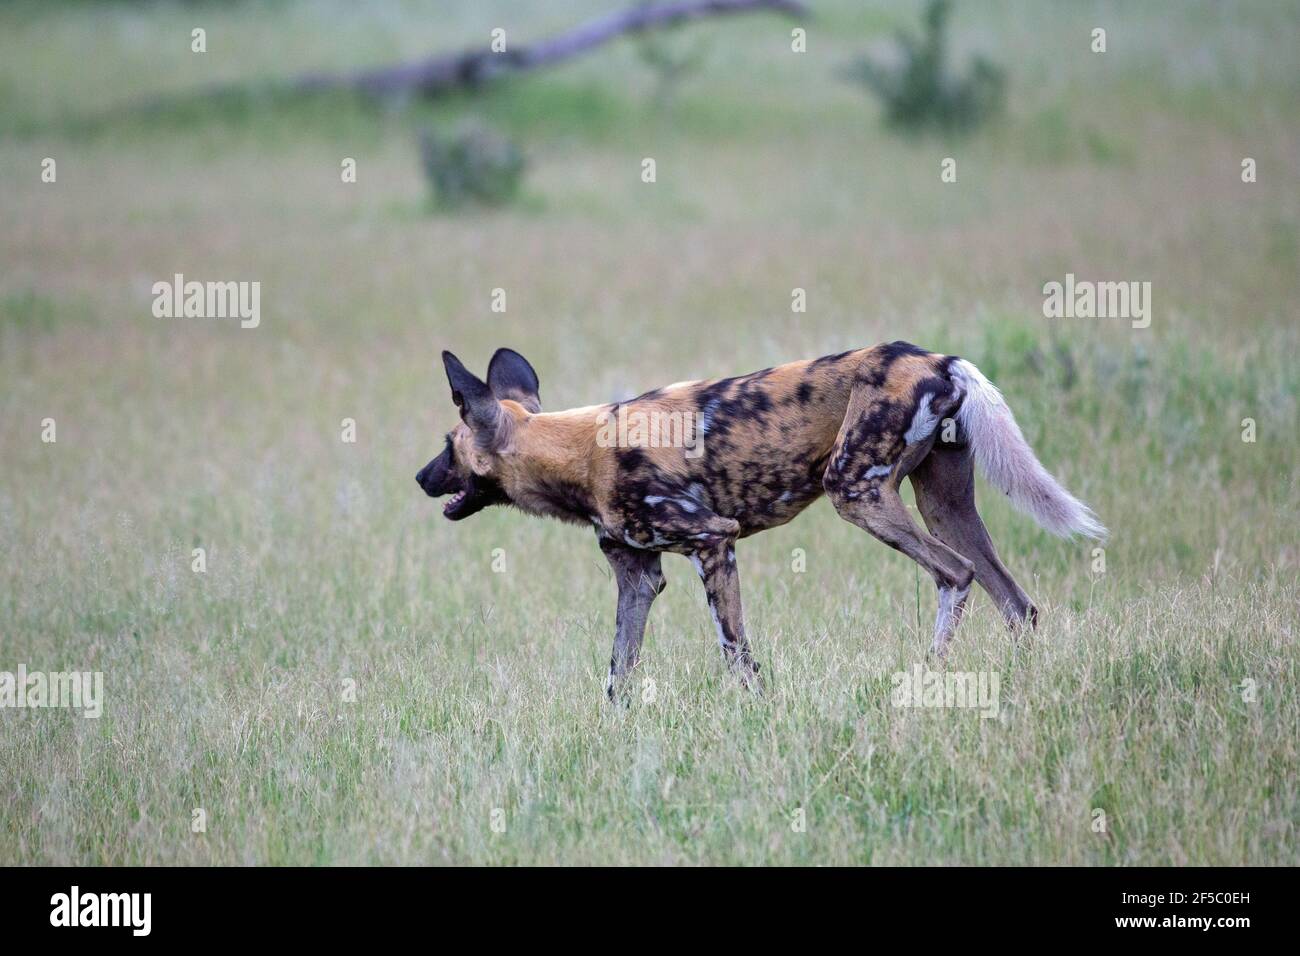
[0,0,1297,865]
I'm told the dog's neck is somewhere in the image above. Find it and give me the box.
[493,405,612,526]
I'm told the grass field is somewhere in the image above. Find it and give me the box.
[1,0,1297,865]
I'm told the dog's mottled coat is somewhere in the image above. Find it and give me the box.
[417,344,1105,698]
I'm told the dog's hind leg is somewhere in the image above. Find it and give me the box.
[909,442,1037,630]
[822,376,975,656]
[827,477,976,657]
[599,535,666,701]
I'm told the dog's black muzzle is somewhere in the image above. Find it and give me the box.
[416,446,507,520]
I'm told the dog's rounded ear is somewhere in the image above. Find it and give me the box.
[442,350,501,436]
[487,347,541,413]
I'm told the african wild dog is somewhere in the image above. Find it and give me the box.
[417,344,1105,698]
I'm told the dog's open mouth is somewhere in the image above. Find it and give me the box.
[439,474,507,521]
[417,445,509,521]
[442,489,469,516]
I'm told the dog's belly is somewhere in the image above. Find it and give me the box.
[732,484,824,536]
[697,448,832,537]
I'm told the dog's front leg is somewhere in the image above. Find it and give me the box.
[689,537,763,693]
[599,536,666,701]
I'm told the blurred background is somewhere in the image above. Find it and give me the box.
[1,1,1297,865]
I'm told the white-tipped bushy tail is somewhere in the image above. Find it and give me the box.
[950,359,1107,540]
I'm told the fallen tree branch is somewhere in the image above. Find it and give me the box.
[116,0,807,124]
[290,0,808,99]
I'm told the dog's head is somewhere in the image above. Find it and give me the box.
[416,347,541,521]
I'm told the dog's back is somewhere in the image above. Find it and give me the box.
[605,343,954,535]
